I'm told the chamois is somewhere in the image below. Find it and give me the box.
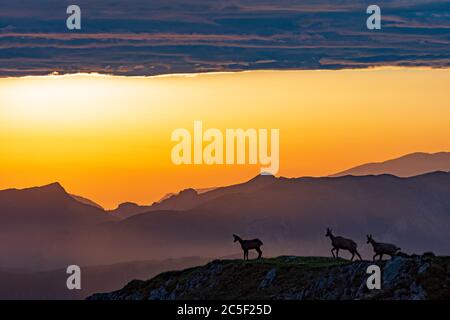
[367,235,401,261]
[325,228,362,261]
[233,234,263,260]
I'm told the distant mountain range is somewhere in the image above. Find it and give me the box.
[100,171,450,262]
[107,188,204,219]
[331,152,450,177]
[1,170,449,273]
[107,152,450,219]
[107,175,274,219]
[1,151,449,275]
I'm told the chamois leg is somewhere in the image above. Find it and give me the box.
[256,247,262,259]
[350,251,355,261]
[379,254,383,261]
[243,250,246,260]
[373,253,378,261]
[355,250,362,261]
[331,248,336,258]
[245,250,249,260]
[335,248,340,258]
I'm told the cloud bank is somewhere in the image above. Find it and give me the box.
[0,0,449,76]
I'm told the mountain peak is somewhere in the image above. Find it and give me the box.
[37,182,67,195]
[117,202,140,209]
[246,174,277,184]
[41,182,64,190]
[179,188,198,196]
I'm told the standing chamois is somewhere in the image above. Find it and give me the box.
[233,234,263,260]
[325,228,362,261]
[367,234,401,261]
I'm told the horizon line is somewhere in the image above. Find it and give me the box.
[3,66,450,80]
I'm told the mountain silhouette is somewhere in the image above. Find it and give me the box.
[97,171,450,263]
[108,189,201,219]
[108,188,217,219]
[108,202,152,220]
[146,174,279,213]
[109,174,277,219]
[331,152,450,177]
[1,172,450,271]
[0,183,113,225]
[0,183,115,270]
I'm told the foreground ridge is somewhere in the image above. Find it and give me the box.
[88,255,449,300]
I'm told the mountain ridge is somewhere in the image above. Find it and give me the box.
[1,170,450,271]
[101,171,450,262]
[331,152,450,177]
[22,152,447,218]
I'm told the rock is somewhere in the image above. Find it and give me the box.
[148,286,168,300]
[417,262,430,275]
[259,267,277,289]
[383,256,409,286]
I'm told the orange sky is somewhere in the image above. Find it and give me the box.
[1,67,449,209]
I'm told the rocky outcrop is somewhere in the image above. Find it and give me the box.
[87,255,450,300]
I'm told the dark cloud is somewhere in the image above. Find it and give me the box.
[0,0,449,76]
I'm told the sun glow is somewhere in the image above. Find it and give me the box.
[0,74,155,130]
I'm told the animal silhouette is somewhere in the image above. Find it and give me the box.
[367,234,401,261]
[325,228,362,261]
[233,234,263,260]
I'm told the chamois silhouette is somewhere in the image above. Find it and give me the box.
[367,234,401,261]
[325,228,362,261]
[233,234,263,260]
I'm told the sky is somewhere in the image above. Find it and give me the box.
[1,0,450,76]
[1,67,450,209]
[1,1,449,208]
